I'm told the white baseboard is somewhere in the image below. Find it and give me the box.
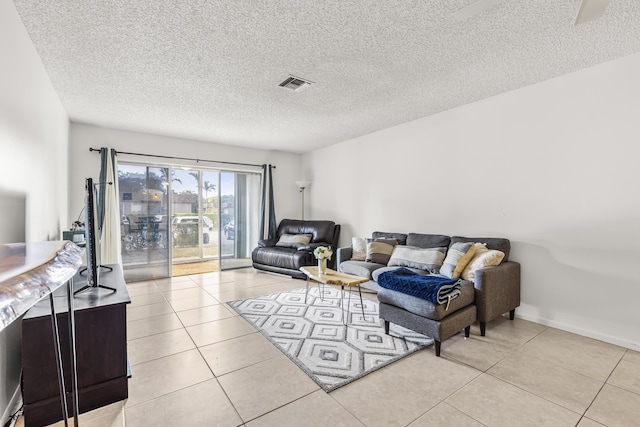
[1,386,22,427]
[516,305,639,351]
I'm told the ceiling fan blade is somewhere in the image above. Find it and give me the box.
[575,0,612,25]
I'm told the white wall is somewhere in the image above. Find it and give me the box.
[302,53,640,351]
[68,123,302,229]
[0,0,70,421]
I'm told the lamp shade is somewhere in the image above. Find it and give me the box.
[295,180,311,189]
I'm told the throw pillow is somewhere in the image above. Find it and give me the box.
[365,238,396,265]
[461,243,487,281]
[351,237,367,261]
[275,233,312,248]
[440,242,476,279]
[387,245,447,274]
[462,244,505,281]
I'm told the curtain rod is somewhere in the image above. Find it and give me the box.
[88,147,275,169]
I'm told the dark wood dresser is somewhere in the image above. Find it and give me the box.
[21,264,130,427]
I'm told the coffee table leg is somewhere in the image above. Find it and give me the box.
[345,287,352,325]
[305,277,310,303]
[357,285,366,322]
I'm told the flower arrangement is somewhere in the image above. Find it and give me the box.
[313,246,333,260]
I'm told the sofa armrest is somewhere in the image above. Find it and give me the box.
[336,246,353,267]
[473,261,521,323]
[257,238,277,248]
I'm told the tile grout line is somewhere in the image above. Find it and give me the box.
[442,324,576,425]
[187,272,289,425]
[577,350,629,425]
[132,272,247,424]
[471,322,618,422]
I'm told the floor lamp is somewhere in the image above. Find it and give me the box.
[295,180,311,220]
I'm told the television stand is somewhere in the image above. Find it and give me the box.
[22,264,130,427]
[75,265,116,295]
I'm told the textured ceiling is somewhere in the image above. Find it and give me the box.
[13,0,640,153]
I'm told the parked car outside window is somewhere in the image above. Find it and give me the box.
[172,216,213,244]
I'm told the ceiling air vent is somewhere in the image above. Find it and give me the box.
[278,75,313,92]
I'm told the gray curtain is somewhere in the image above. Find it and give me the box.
[259,164,277,239]
[97,147,108,231]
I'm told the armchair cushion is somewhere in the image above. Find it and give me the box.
[275,233,312,248]
[252,246,312,271]
[277,219,337,244]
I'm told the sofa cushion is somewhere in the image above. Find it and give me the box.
[339,260,386,279]
[387,246,446,273]
[275,233,312,248]
[366,239,396,264]
[377,281,475,321]
[462,248,505,281]
[450,236,510,261]
[406,233,451,249]
[440,242,476,279]
[351,237,367,261]
[372,231,408,245]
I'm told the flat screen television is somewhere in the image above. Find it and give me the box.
[75,177,115,295]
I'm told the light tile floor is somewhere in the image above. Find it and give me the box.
[18,268,640,427]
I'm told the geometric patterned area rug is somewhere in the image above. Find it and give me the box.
[228,286,433,392]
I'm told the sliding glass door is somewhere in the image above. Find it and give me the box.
[118,161,261,280]
[118,164,171,282]
[170,169,220,269]
[220,171,261,270]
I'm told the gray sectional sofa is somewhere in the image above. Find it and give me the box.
[337,231,521,354]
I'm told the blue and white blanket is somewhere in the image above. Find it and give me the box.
[377,268,461,305]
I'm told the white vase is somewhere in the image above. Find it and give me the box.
[318,258,327,275]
